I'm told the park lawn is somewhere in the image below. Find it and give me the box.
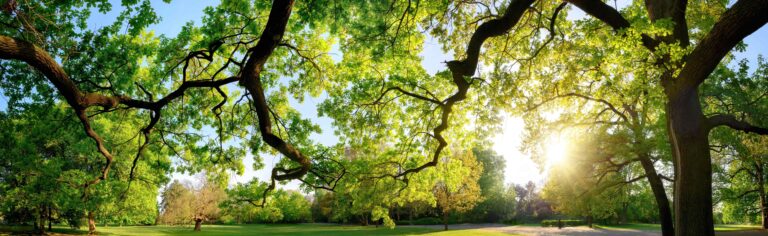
[597,223,762,232]
[1,224,517,236]
[714,224,762,231]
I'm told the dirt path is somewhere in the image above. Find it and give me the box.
[408,224,768,236]
[494,225,659,236]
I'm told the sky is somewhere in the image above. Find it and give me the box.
[1,0,766,190]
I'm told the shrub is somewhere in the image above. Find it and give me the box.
[541,219,584,227]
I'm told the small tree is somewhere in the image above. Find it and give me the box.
[159,180,194,225]
[192,176,226,231]
[159,176,225,231]
[434,150,483,230]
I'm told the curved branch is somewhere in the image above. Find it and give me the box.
[707,114,768,135]
[565,0,659,51]
[677,0,768,89]
[392,0,536,181]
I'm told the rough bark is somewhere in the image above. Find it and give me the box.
[665,88,714,236]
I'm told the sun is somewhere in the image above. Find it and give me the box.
[545,134,569,167]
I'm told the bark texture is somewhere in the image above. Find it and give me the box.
[88,211,96,235]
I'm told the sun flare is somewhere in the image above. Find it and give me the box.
[545,135,569,167]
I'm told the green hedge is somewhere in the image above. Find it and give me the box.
[541,219,585,227]
[394,217,461,225]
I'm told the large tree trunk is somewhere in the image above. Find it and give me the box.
[88,211,96,235]
[638,155,674,236]
[666,88,714,236]
[194,218,202,231]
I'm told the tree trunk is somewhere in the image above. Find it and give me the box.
[638,154,675,236]
[36,206,45,234]
[194,218,202,231]
[409,207,414,225]
[88,211,96,235]
[666,88,714,236]
[396,206,401,222]
[443,211,448,231]
[586,215,593,228]
[48,205,52,231]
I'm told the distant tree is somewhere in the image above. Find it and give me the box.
[159,180,194,225]
[159,175,226,231]
[192,177,226,231]
[468,147,516,223]
[434,150,483,230]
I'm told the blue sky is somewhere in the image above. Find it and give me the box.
[1,0,766,190]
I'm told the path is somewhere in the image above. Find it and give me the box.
[407,224,768,236]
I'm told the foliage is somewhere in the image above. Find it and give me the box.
[0,104,169,229]
[540,219,585,227]
[467,148,517,223]
[434,150,483,226]
[159,176,226,227]
[222,188,311,224]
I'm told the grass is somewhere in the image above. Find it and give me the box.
[0,224,518,236]
[714,224,762,231]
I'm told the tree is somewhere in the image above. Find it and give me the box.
[554,1,767,234]
[434,150,483,230]
[469,148,516,223]
[159,180,194,225]
[158,175,226,231]
[0,103,169,234]
[191,177,226,231]
[541,131,639,226]
[520,78,674,234]
[705,56,768,228]
[222,187,311,224]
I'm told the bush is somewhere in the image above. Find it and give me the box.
[394,216,466,225]
[541,219,584,227]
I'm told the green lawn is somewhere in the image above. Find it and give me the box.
[714,224,763,231]
[0,224,516,236]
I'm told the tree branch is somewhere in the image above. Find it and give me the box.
[707,114,768,135]
[677,0,768,89]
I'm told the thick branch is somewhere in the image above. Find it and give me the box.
[566,0,659,50]
[393,0,536,180]
[676,0,768,89]
[237,0,310,206]
[707,114,768,135]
